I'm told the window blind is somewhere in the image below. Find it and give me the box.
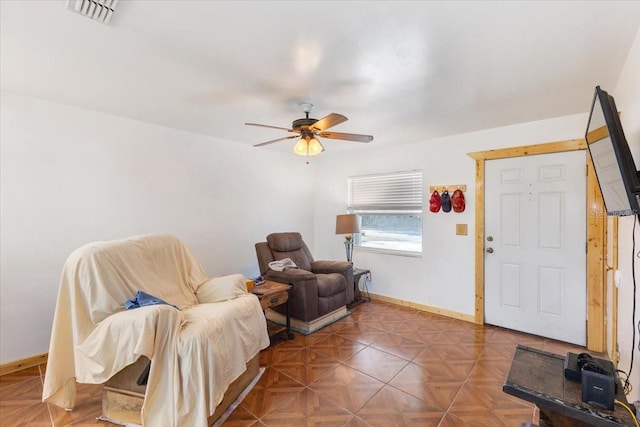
[348,170,423,211]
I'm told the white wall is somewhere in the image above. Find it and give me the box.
[613,26,640,403]
[313,112,589,316]
[0,92,316,363]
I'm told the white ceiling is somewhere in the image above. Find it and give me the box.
[2,1,640,152]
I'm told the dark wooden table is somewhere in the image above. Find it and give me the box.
[503,345,635,426]
[252,281,293,340]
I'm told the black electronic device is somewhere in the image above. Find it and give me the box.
[565,352,617,410]
[585,86,640,216]
[582,368,615,410]
[564,352,616,383]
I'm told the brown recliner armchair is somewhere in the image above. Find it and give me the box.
[255,232,354,324]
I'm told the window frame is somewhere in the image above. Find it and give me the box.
[347,170,423,257]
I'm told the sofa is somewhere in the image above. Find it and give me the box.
[255,232,353,333]
[42,234,270,427]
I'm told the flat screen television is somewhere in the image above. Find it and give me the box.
[585,86,640,216]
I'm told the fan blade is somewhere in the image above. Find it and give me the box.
[253,135,299,147]
[319,131,373,142]
[308,113,347,132]
[245,122,295,132]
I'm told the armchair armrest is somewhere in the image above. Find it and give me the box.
[195,274,247,304]
[311,260,352,274]
[264,269,319,321]
[74,305,183,383]
[265,268,316,282]
[311,260,355,304]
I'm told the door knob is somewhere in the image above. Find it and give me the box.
[486,247,494,254]
[486,236,494,242]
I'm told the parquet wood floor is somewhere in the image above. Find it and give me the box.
[0,300,588,426]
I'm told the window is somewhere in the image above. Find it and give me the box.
[348,170,423,254]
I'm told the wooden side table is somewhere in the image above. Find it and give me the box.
[252,280,293,340]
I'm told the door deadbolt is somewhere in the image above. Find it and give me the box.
[486,236,494,242]
[486,247,494,253]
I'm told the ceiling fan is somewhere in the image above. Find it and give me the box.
[245,103,373,158]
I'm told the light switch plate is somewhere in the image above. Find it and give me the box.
[456,224,468,235]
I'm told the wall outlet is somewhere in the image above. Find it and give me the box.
[456,224,468,236]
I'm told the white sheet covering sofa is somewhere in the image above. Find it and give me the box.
[42,234,270,427]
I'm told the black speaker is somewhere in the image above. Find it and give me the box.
[581,367,615,410]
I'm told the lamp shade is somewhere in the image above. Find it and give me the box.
[335,214,360,235]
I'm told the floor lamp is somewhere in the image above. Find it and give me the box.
[335,214,360,262]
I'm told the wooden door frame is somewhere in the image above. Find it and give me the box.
[609,216,619,362]
[468,137,607,351]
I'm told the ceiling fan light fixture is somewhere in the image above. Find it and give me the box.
[293,138,309,156]
[308,138,324,155]
[294,134,324,157]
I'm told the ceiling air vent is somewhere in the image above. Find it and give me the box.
[66,0,119,24]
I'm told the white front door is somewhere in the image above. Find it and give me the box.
[485,151,587,346]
